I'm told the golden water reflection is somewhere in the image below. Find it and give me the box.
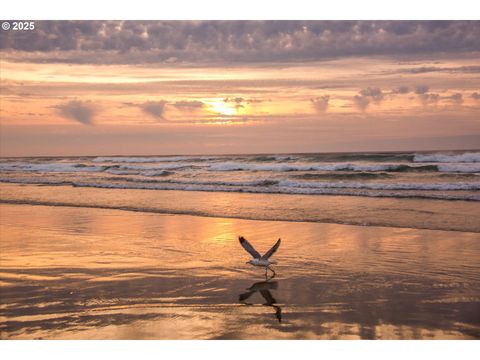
[1,203,479,339]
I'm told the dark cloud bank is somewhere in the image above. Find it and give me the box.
[1,21,479,64]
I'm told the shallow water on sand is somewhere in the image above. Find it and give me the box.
[1,204,479,339]
[2,183,479,232]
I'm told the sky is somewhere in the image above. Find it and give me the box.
[1,20,480,156]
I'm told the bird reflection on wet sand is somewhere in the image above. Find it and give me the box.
[239,280,282,323]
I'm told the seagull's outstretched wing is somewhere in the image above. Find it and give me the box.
[239,236,261,259]
[261,239,281,259]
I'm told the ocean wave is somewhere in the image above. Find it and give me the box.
[277,180,480,191]
[291,172,393,180]
[302,153,415,163]
[108,177,480,191]
[249,155,299,162]
[109,178,280,187]
[207,162,478,173]
[3,158,480,176]
[102,163,195,175]
[115,163,194,170]
[437,164,480,173]
[1,177,479,201]
[414,152,480,163]
[136,170,175,177]
[0,162,105,173]
[208,162,394,172]
[93,156,219,163]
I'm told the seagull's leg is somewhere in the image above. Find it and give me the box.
[268,266,276,278]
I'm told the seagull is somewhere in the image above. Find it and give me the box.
[239,236,281,278]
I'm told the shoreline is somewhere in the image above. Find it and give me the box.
[1,198,479,234]
[1,179,479,202]
[1,183,479,233]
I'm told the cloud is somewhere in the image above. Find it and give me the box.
[400,66,441,74]
[172,100,204,110]
[245,98,266,104]
[359,87,384,102]
[223,97,245,110]
[224,97,265,105]
[56,100,96,125]
[310,96,330,112]
[412,85,442,106]
[395,65,480,74]
[2,21,480,64]
[414,85,429,95]
[139,101,167,120]
[418,93,440,106]
[223,97,266,110]
[353,95,371,111]
[353,87,384,111]
[224,97,244,104]
[447,93,463,105]
[391,86,410,94]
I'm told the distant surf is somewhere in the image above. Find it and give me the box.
[1,150,479,201]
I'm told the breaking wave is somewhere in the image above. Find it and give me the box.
[92,156,219,163]
[414,151,480,163]
[1,177,479,201]
[207,162,480,173]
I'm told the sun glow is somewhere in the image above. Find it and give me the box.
[208,101,237,116]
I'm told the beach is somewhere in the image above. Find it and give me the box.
[2,17,480,347]
[1,201,479,339]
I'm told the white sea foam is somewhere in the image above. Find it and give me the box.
[437,164,480,173]
[138,170,174,177]
[102,163,195,175]
[170,179,480,191]
[207,161,480,173]
[414,152,480,163]
[207,162,425,172]
[0,162,104,173]
[277,180,480,191]
[209,162,370,172]
[122,163,195,170]
[2,160,479,174]
[2,177,478,201]
[104,169,140,175]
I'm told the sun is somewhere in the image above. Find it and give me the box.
[208,100,237,116]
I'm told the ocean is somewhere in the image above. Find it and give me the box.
[1,150,479,232]
[1,150,479,200]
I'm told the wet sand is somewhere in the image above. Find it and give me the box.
[1,183,479,232]
[0,203,479,339]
